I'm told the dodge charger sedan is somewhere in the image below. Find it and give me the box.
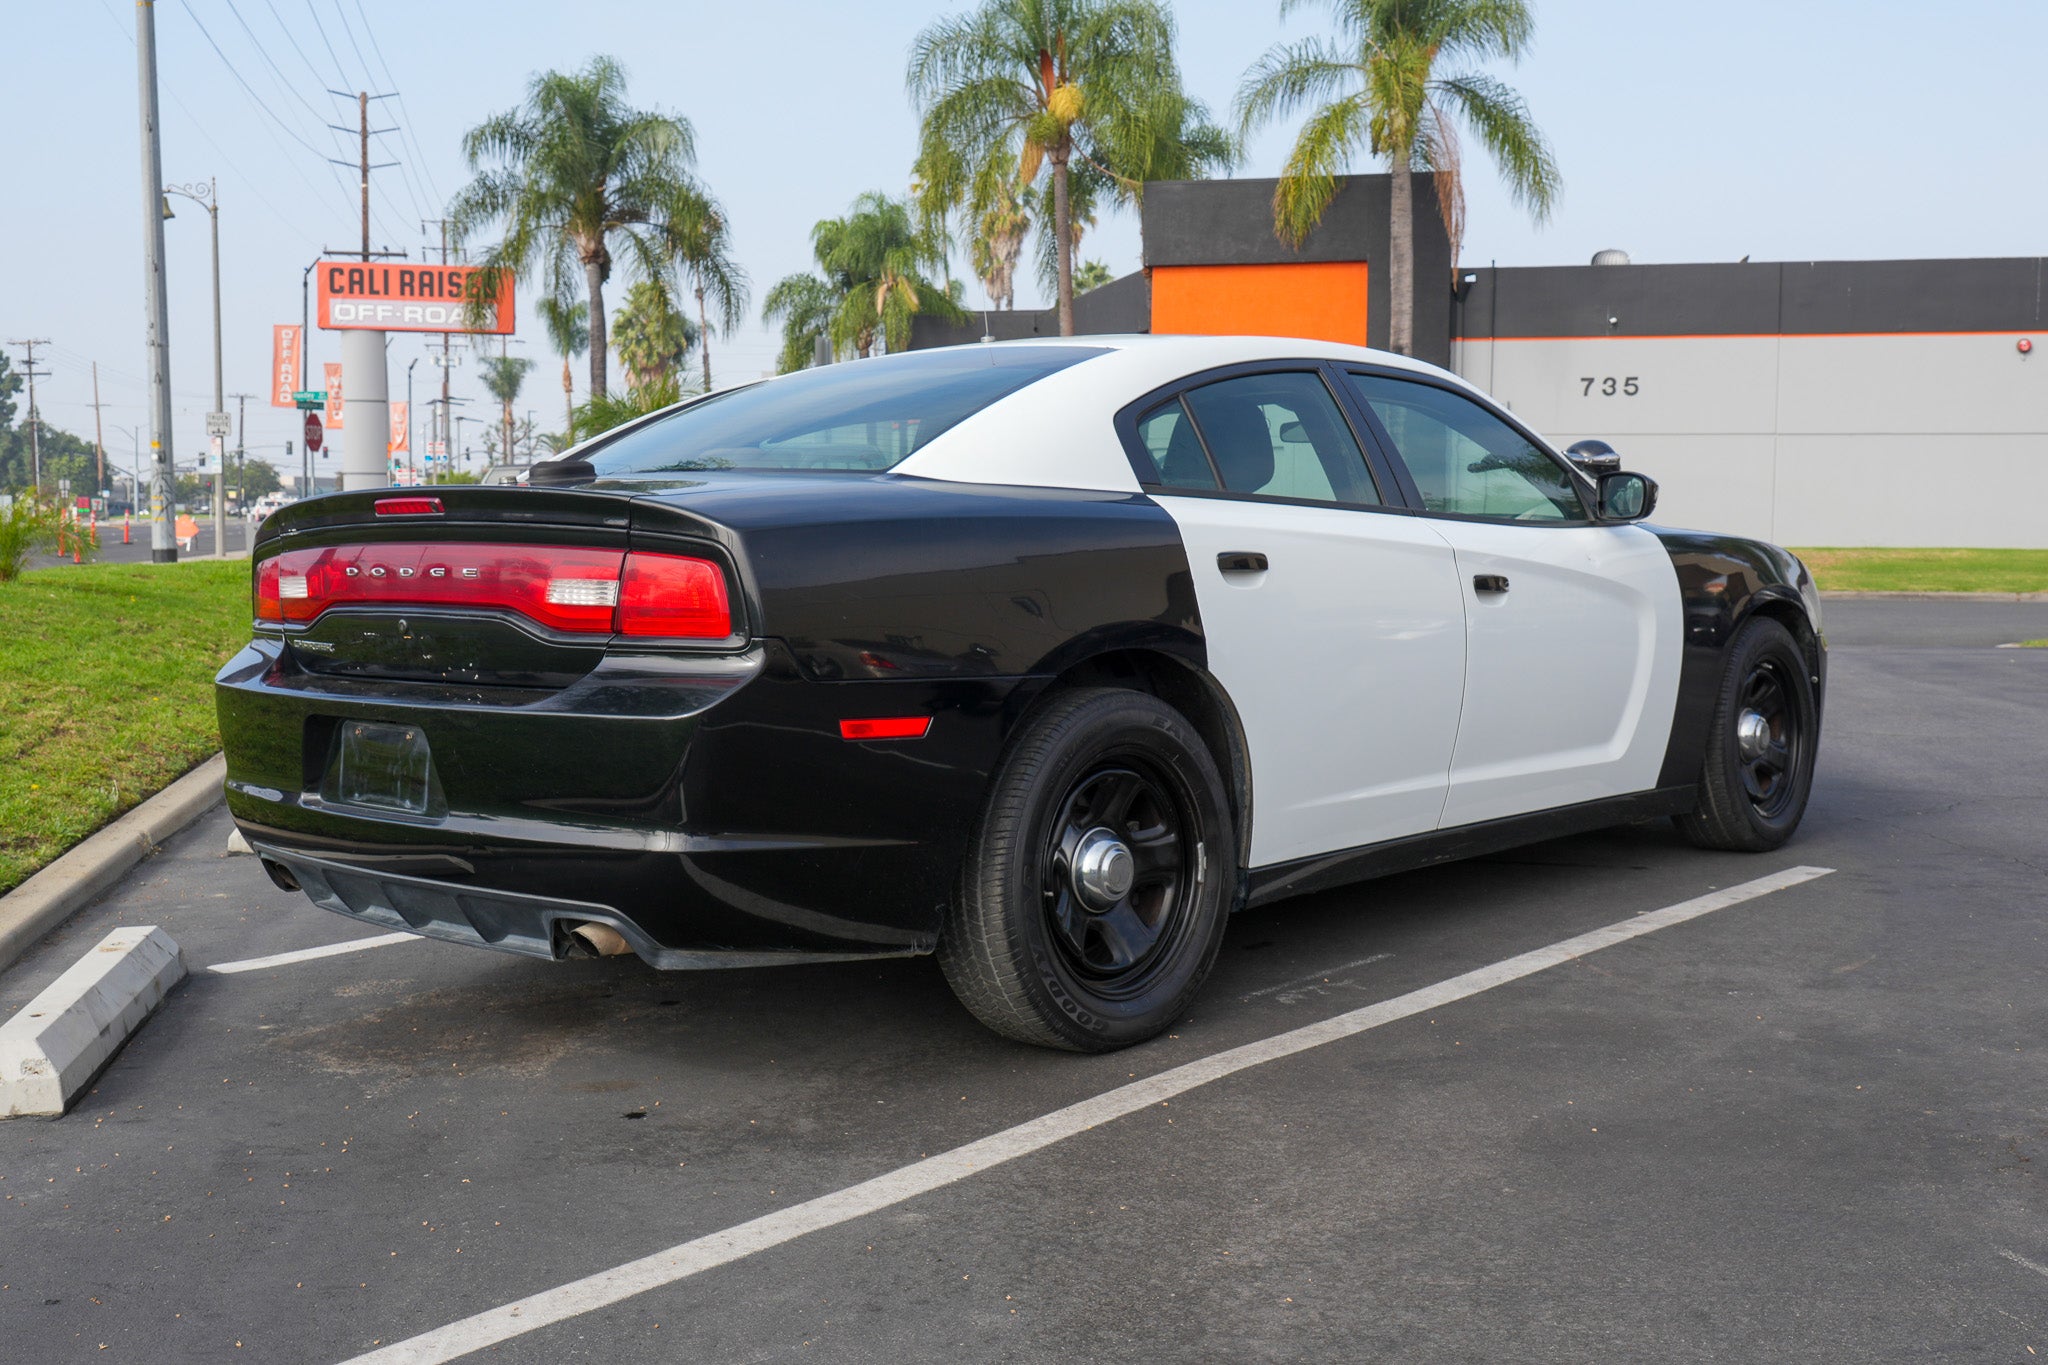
[217,336,1824,1051]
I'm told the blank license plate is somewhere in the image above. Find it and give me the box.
[333,721,433,814]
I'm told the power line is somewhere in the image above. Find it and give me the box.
[295,0,412,242]
[214,0,377,230]
[174,0,363,227]
[328,2,431,224]
[349,0,445,210]
[221,0,327,129]
[92,0,307,235]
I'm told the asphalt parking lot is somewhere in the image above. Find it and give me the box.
[3,599,2045,1363]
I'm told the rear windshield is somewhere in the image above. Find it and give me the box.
[581,345,1106,476]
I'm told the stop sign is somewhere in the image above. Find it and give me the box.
[304,411,323,453]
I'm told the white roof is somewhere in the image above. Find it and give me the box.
[893,334,1467,493]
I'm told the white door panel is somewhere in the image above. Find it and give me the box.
[1155,496,1467,866]
[1431,522,1682,826]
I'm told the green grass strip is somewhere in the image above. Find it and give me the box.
[0,561,250,894]
[1790,548,2048,594]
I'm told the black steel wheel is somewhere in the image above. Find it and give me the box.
[939,687,1235,1051]
[1675,615,1820,851]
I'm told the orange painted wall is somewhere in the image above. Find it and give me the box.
[1150,262,1370,346]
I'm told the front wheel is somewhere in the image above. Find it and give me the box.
[939,688,1236,1051]
[1674,616,1820,851]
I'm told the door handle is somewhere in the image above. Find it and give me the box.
[1473,574,1510,594]
[1217,552,1269,574]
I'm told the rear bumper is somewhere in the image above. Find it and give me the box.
[217,635,1041,960]
[252,839,918,968]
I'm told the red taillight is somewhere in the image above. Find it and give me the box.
[251,542,731,639]
[838,717,932,741]
[254,555,281,621]
[375,497,444,517]
[618,552,731,639]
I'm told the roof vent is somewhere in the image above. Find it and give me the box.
[1591,248,1631,266]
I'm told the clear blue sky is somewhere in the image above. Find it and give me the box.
[5,0,2046,474]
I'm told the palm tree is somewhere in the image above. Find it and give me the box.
[612,280,699,391]
[908,0,1234,335]
[537,294,588,443]
[666,205,749,392]
[451,56,714,396]
[574,372,693,441]
[761,276,838,375]
[1236,0,1560,356]
[478,352,534,465]
[1073,259,1114,292]
[969,160,1030,311]
[763,192,961,370]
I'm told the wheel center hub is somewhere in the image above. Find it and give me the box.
[1736,709,1772,762]
[1072,827,1136,911]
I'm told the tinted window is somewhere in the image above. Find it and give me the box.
[583,345,1106,475]
[1135,399,1218,489]
[1178,372,1379,505]
[1346,373,1585,521]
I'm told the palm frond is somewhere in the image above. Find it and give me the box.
[1433,71,1559,219]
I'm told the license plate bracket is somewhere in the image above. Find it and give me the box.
[327,721,435,815]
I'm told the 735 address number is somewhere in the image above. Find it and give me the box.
[1580,376,1640,396]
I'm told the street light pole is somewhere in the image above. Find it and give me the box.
[136,0,177,563]
[165,177,225,557]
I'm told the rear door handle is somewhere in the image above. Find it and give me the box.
[1217,552,1269,574]
[1473,574,1510,594]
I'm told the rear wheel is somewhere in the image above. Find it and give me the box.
[939,688,1235,1051]
[1674,616,1819,851]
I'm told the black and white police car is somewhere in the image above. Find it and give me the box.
[220,336,1823,1050]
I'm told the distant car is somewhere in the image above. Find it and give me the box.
[478,463,527,486]
[218,337,1824,1051]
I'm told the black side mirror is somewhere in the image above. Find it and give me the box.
[1598,470,1658,522]
[1566,438,1622,475]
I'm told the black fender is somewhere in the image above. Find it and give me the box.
[1649,527,1827,790]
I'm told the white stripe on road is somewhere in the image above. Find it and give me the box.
[340,864,1833,1365]
[207,931,418,975]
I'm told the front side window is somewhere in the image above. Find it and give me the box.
[1171,371,1380,506]
[583,345,1106,476]
[1346,373,1586,521]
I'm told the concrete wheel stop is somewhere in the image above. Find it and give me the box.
[1,926,185,1119]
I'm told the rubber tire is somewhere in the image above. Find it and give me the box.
[938,687,1236,1052]
[1673,616,1819,852]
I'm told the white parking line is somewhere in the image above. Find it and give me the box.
[340,864,1833,1365]
[206,932,418,975]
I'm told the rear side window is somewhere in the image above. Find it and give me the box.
[1346,372,1586,521]
[1135,400,1219,489]
[583,345,1105,476]
[1146,371,1379,506]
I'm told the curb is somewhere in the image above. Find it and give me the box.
[0,755,226,977]
[0,926,185,1118]
[1820,590,2048,602]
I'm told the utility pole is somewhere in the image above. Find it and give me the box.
[327,90,399,491]
[424,217,457,482]
[6,339,49,495]
[327,91,397,263]
[229,392,253,526]
[134,5,180,558]
[90,361,107,498]
[135,1,176,561]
